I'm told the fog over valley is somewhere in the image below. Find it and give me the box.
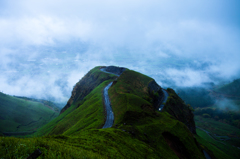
[0,0,240,104]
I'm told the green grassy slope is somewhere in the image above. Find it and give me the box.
[34,66,117,136]
[14,96,62,112]
[60,66,117,114]
[165,88,196,134]
[108,69,205,158]
[1,66,207,158]
[0,92,59,135]
[108,69,154,124]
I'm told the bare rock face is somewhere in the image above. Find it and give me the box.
[148,80,161,92]
[148,80,164,109]
[101,66,126,76]
[164,88,196,134]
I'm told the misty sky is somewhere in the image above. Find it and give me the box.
[0,0,240,103]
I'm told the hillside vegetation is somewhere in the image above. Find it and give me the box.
[34,66,117,136]
[0,92,59,136]
[0,66,213,158]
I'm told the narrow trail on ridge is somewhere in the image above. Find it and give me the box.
[100,67,121,129]
[100,66,169,127]
[102,81,115,128]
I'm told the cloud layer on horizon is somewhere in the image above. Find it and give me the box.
[0,0,240,102]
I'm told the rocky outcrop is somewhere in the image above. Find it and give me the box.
[148,80,164,109]
[148,80,161,92]
[101,66,126,76]
[164,88,196,134]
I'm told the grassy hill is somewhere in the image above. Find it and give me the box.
[0,93,59,136]
[0,66,222,158]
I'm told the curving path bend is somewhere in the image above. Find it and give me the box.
[100,67,169,128]
[100,68,119,129]
[102,81,114,128]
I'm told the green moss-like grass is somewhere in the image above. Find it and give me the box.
[0,92,58,134]
[108,70,153,124]
[0,122,204,159]
[34,67,117,136]
[108,69,205,159]
[35,79,114,136]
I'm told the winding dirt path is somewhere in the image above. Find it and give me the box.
[100,67,120,128]
[102,82,115,128]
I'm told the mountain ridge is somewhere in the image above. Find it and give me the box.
[0,66,209,158]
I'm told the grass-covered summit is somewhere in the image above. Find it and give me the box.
[0,66,208,158]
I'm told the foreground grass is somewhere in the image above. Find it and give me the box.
[0,128,172,159]
[0,135,102,158]
[1,116,205,159]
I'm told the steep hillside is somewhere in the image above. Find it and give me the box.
[1,66,209,158]
[34,66,117,136]
[164,88,196,134]
[60,66,117,114]
[0,92,59,136]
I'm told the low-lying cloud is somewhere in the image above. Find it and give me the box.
[215,98,240,111]
[0,0,239,103]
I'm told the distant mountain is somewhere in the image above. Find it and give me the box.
[215,78,240,97]
[176,87,215,108]
[13,96,62,112]
[0,92,59,136]
[1,66,212,158]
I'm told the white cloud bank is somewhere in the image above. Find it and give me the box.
[0,0,240,102]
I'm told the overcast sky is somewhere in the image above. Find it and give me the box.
[0,0,240,103]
